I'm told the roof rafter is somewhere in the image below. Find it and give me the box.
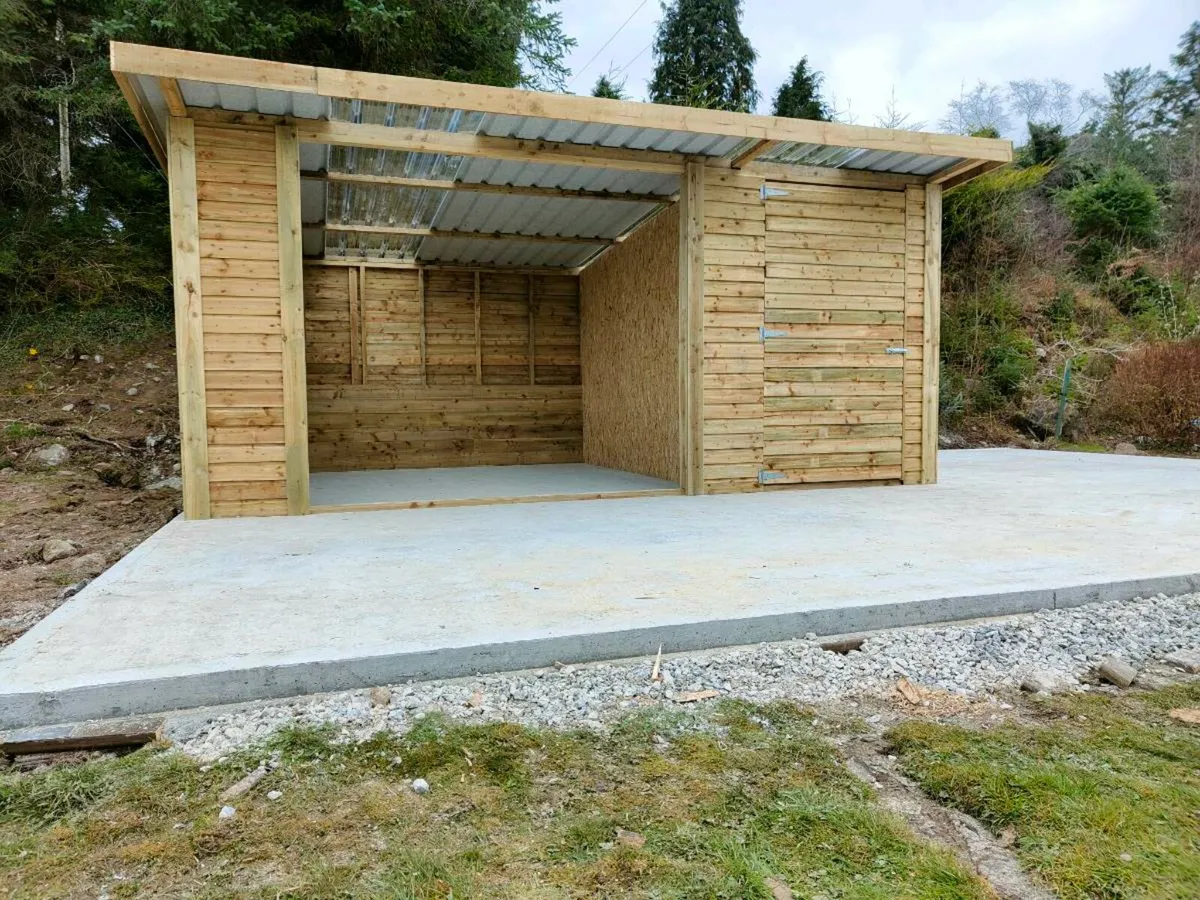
[302,170,675,204]
[320,223,614,245]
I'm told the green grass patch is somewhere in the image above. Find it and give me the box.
[0,301,171,370]
[889,684,1200,899]
[1,703,989,898]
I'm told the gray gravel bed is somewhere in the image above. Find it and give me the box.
[173,591,1200,760]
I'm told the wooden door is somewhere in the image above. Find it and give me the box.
[761,181,906,484]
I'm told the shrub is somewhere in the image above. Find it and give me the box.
[941,283,1037,414]
[1096,339,1200,446]
[1061,166,1161,250]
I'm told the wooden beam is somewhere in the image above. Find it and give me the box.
[922,183,942,485]
[275,125,310,516]
[293,120,688,175]
[359,264,369,383]
[928,157,982,185]
[742,161,922,190]
[113,70,166,170]
[110,41,1012,163]
[940,159,1006,191]
[307,258,573,275]
[418,268,427,386]
[158,77,187,117]
[474,270,482,385]
[303,170,673,204]
[321,223,613,246]
[730,139,779,169]
[347,267,360,384]
[165,117,209,519]
[678,161,704,495]
[527,275,536,386]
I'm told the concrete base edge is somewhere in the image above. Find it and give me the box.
[4,573,1198,730]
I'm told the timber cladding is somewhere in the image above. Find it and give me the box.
[192,121,291,517]
[304,263,583,471]
[579,205,679,482]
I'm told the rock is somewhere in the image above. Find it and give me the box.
[1113,442,1139,456]
[61,404,74,412]
[219,766,267,801]
[764,877,795,900]
[1164,649,1200,674]
[1168,708,1200,725]
[32,444,69,467]
[1096,656,1137,688]
[411,778,430,795]
[1020,669,1073,695]
[125,387,139,397]
[145,476,183,492]
[1119,853,1133,863]
[41,539,80,563]
[267,790,283,801]
[218,805,236,820]
[368,686,391,708]
[70,553,107,576]
[56,580,88,601]
[97,404,111,412]
[614,828,646,849]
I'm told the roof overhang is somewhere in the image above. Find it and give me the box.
[111,42,1012,271]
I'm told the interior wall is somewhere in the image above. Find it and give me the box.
[579,206,680,482]
[304,264,583,471]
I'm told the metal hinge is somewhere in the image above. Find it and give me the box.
[885,347,909,354]
[758,470,786,484]
[760,185,790,199]
[760,326,787,340]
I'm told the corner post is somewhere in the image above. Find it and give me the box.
[922,182,943,484]
[276,125,310,514]
[167,116,210,519]
[678,161,705,494]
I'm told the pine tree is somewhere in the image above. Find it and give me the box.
[771,57,830,121]
[648,0,758,112]
[1154,20,1199,128]
[592,73,626,100]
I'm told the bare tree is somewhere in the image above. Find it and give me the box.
[1008,78,1085,133]
[875,87,925,131]
[940,81,1011,135]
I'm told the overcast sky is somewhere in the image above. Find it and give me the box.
[555,0,1196,135]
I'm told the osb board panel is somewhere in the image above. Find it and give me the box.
[579,206,679,482]
[702,169,765,492]
[303,264,582,471]
[761,181,906,486]
[903,185,926,483]
[195,122,287,518]
[307,385,582,471]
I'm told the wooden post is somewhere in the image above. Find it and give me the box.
[677,161,705,495]
[922,183,942,485]
[358,264,369,383]
[166,117,210,519]
[418,267,427,385]
[347,267,360,384]
[474,270,482,385]
[275,124,309,515]
[527,274,536,385]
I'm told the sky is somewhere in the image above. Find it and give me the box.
[554,0,1197,136]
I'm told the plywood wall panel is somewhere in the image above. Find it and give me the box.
[579,206,679,482]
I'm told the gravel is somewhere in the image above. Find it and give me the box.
[172,591,1200,760]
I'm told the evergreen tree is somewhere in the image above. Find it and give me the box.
[771,57,830,121]
[1154,20,1199,128]
[648,0,757,112]
[592,73,626,100]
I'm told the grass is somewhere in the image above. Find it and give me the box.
[0,301,171,370]
[1,701,988,899]
[889,683,1200,900]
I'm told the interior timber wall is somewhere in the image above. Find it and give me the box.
[304,264,583,471]
[699,167,934,493]
[188,122,292,517]
[579,206,679,482]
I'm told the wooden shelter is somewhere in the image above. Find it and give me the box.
[110,42,1012,519]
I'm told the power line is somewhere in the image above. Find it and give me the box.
[613,39,653,78]
[567,0,652,89]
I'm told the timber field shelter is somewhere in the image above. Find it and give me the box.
[110,43,1013,519]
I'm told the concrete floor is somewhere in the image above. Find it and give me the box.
[3,449,1200,728]
[309,463,678,509]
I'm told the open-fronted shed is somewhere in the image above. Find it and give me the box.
[111,42,1011,519]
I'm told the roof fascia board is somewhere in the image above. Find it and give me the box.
[110,42,1013,165]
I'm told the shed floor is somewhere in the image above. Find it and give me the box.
[308,464,679,510]
[3,449,1200,729]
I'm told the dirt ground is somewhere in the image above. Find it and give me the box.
[0,336,181,646]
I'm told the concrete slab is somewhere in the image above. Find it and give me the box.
[3,449,1199,728]
[309,463,678,508]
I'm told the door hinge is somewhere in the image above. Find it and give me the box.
[885,347,909,354]
[760,326,787,341]
[760,185,790,199]
[758,470,786,484]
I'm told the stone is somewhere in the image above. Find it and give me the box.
[1020,669,1072,695]
[411,778,430,795]
[41,539,80,563]
[125,387,139,397]
[1164,649,1200,674]
[70,553,107,576]
[267,790,283,801]
[145,476,183,492]
[218,805,236,820]
[31,444,69,467]
[368,686,391,708]
[56,581,88,601]
[1096,656,1137,688]
[1113,442,1139,456]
